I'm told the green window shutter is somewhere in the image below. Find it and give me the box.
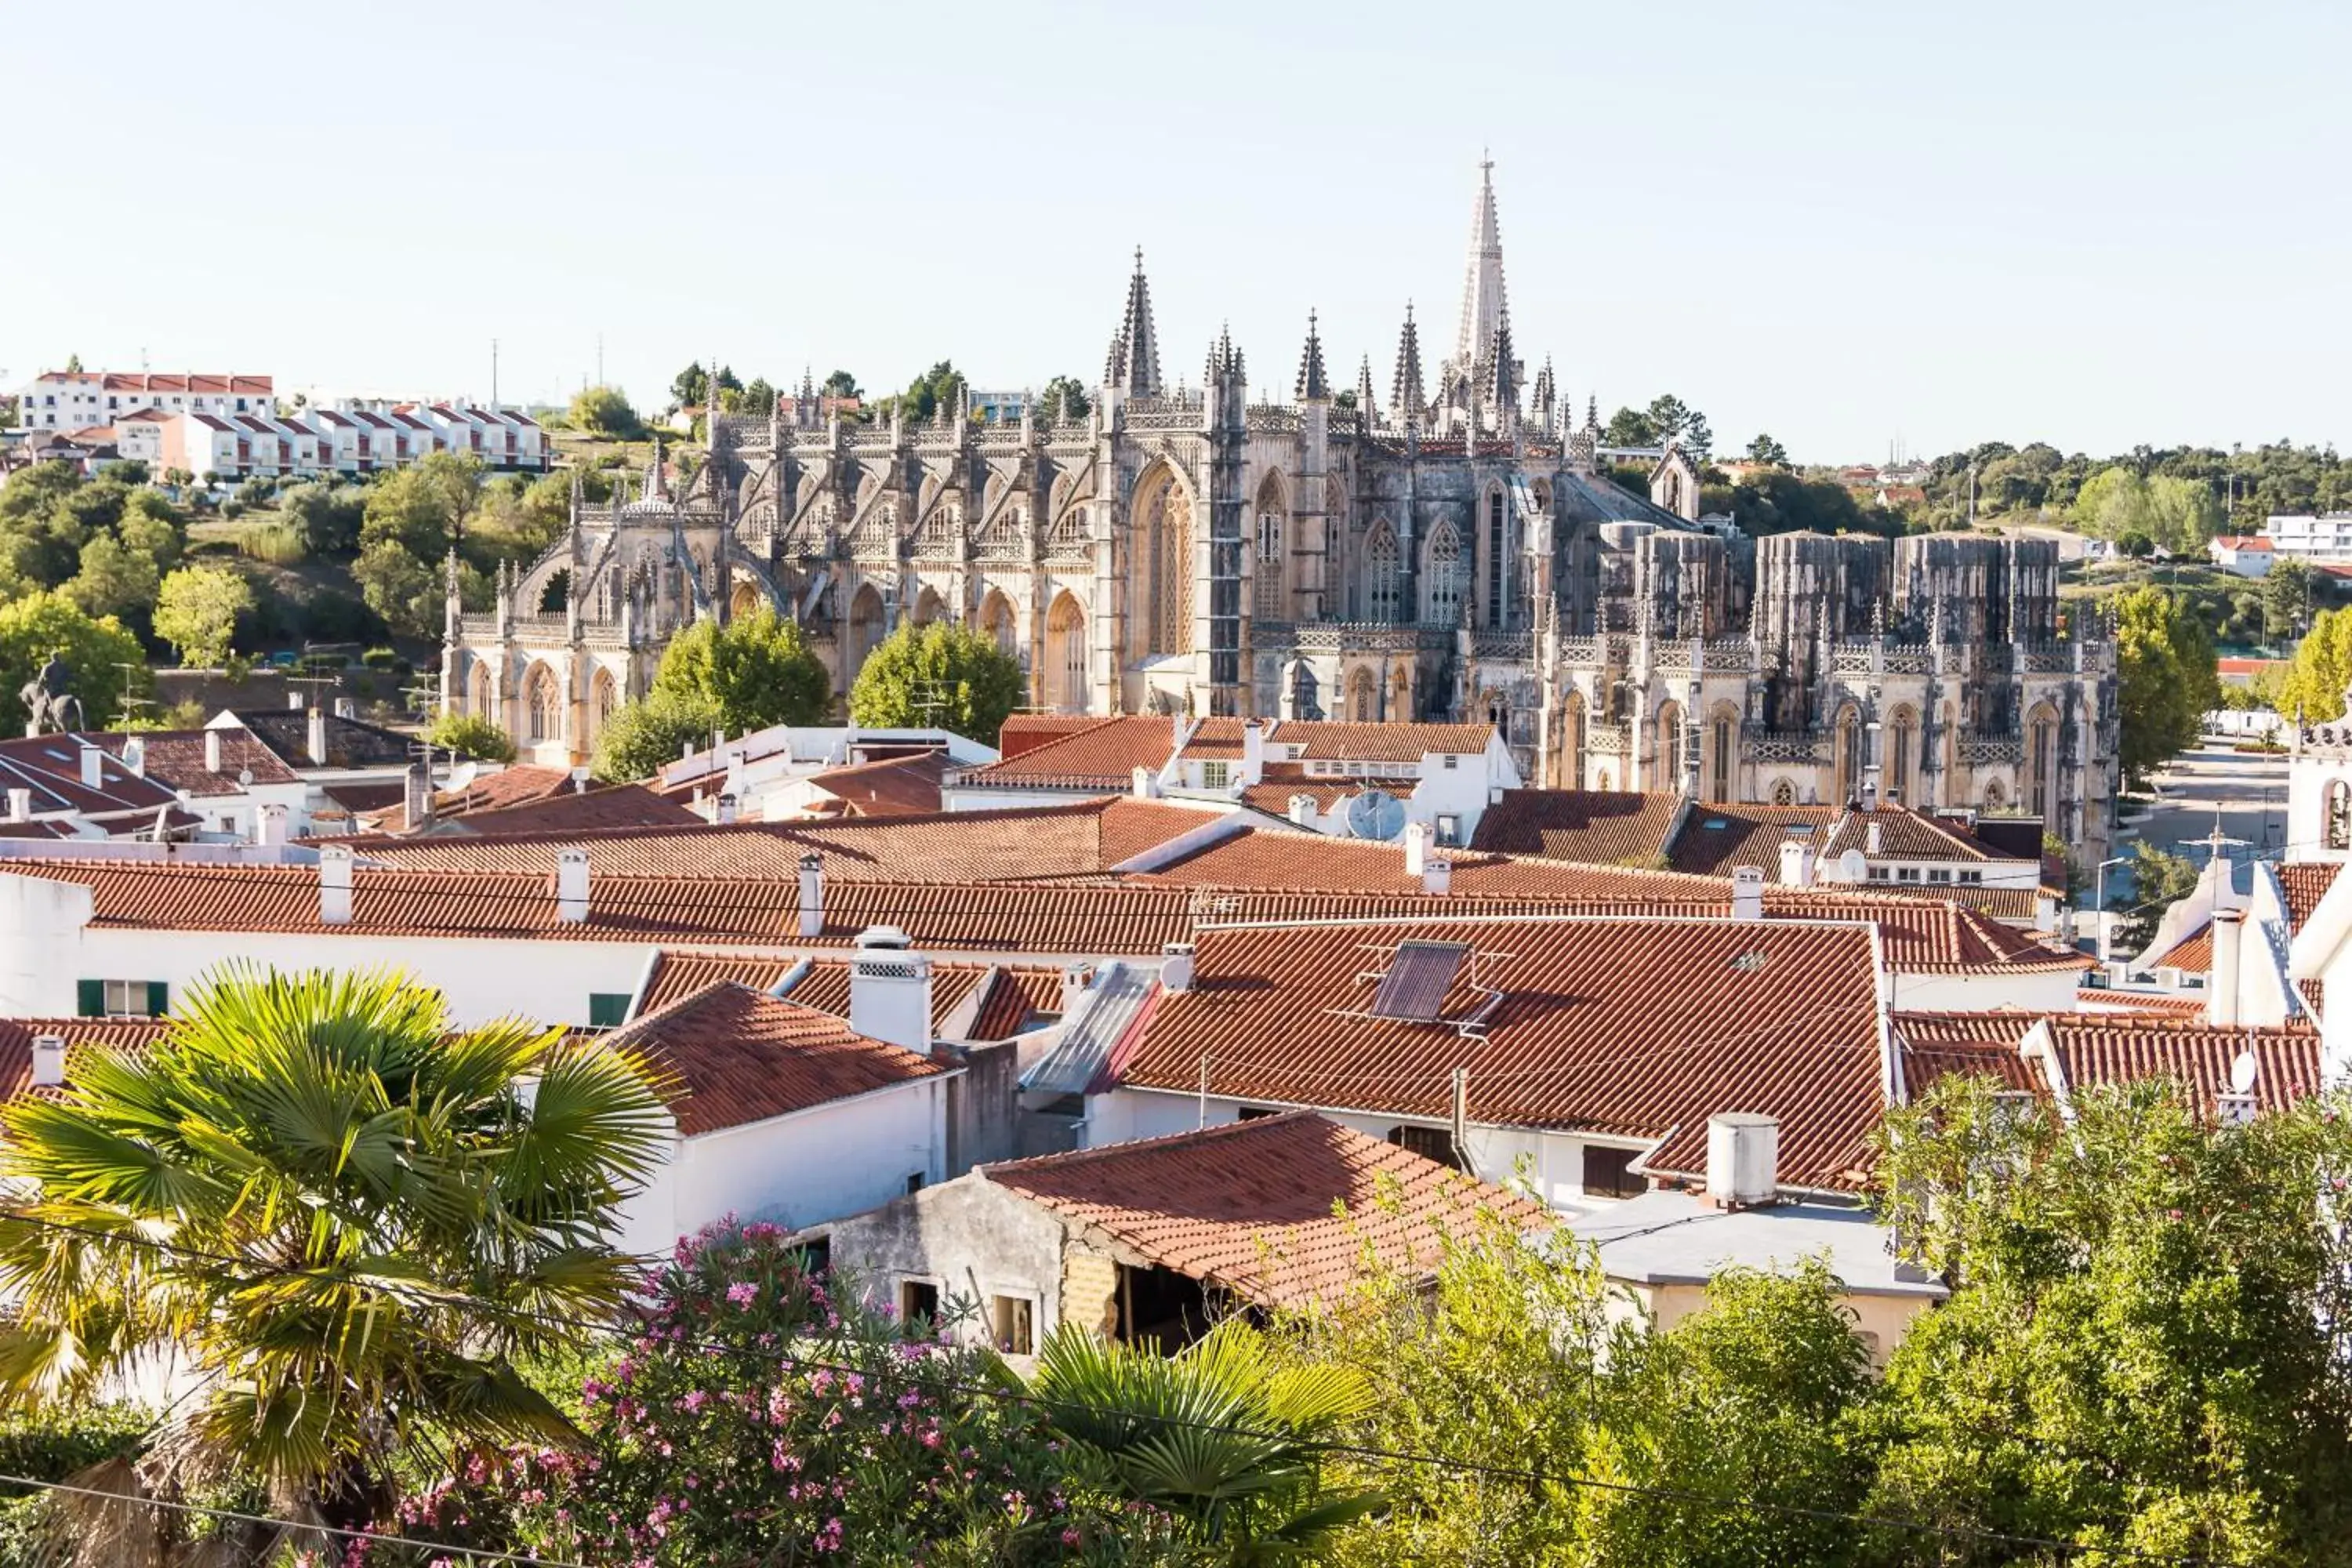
[145,982,169,1017]
[76,980,105,1018]
[587,993,630,1029]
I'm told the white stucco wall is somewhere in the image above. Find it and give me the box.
[621,1076,952,1258]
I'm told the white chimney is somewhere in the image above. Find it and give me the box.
[556,847,590,923]
[1731,866,1766,921]
[569,766,590,796]
[1778,837,1816,889]
[334,696,355,719]
[403,761,433,829]
[1705,1112,1780,1208]
[78,743,103,790]
[204,728,223,775]
[122,736,146,776]
[2206,909,2245,1028]
[1160,942,1196,993]
[255,803,288,846]
[6,787,31,822]
[1866,820,1883,856]
[1131,764,1160,800]
[1403,820,1431,877]
[716,792,739,825]
[287,689,307,710]
[1239,720,1266,788]
[1287,793,1316,827]
[797,853,825,938]
[1421,855,1454,896]
[849,926,932,1054]
[31,1034,65,1089]
[306,707,329,766]
[318,844,354,925]
[1060,961,1097,1015]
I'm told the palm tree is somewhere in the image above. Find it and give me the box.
[1030,1320,1385,1563]
[0,966,673,1563]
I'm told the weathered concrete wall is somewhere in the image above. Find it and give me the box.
[822,1174,1070,1348]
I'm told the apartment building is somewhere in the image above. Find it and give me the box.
[10,371,274,432]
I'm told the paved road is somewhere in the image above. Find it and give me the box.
[2107,741,2292,905]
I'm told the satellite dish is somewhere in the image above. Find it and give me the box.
[237,768,253,787]
[1341,789,1407,842]
[2229,1049,2259,1096]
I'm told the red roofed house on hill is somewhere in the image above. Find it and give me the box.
[822,1111,1547,1352]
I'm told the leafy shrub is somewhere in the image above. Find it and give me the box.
[361,646,397,669]
[425,711,515,763]
[234,518,307,565]
[220,499,247,521]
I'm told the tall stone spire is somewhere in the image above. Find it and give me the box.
[1392,303,1426,424]
[1294,309,1330,402]
[643,437,668,503]
[1354,354,1378,424]
[1486,306,1520,411]
[1107,246,1162,396]
[1531,355,1556,430]
[1453,154,1509,376]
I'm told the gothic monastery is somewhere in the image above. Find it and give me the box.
[442,162,2118,853]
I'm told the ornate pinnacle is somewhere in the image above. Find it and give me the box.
[1294,308,1330,402]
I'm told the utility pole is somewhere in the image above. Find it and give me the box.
[596,333,604,389]
[491,339,499,412]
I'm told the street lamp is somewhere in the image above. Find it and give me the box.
[2092,855,2132,964]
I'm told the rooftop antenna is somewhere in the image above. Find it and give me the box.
[110,661,152,722]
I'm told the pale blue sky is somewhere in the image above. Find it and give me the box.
[5,0,2343,462]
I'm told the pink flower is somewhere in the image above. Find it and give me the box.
[727,1281,759,1307]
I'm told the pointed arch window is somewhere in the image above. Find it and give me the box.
[1485,488,1507,628]
[1425,523,1464,626]
[1255,510,1283,620]
[1148,482,1193,655]
[2330,781,2352,851]
[1366,522,1401,624]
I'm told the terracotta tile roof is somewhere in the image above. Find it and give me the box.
[2278,863,2343,931]
[981,1111,1546,1308]
[1236,765,1415,818]
[1891,1011,2040,1094]
[960,717,1497,790]
[0,734,183,818]
[958,717,1177,789]
[1135,826,1727,900]
[639,951,793,1013]
[996,715,1109,760]
[607,982,945,1136]
[227,710,416,769]
[1278,720,1495,763]
[1469,789,1682,863]
[1821,808,2006,863]
[2045,1017,2318,1112]
[1667,805,1841,876]
[2150,928,2212,973]
[0,1018,174,1102]
[2073,989,2212,1017]
[1110,915,1891,1192]
[345,799,1218,882]
[359,771,700,834]
[87,729,300,797]
[804,753,950,818]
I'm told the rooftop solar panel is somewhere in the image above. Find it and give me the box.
[1369,940,1468,1022]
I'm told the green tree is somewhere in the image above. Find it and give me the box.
[821,368,862,399]
[2072,463,2154,539]
[2266,556,2315,641]
[1645,394,1694,446]
[892,361,965,423]
[2107,840,2201,955]
[351,537,441,638]
[0,967,671,1556]
[1744,432,1788,466]
[591,688,720,782]
[1682,411,1714,460]
[1039,375,1091,424]
[425,710,517,763]
[848,620,1025,743]
[2114,584,2219,786]
[1571,1264,1877,1568]
[739,376,776,417]
[0,591,145,729]
[1869,1076,2352,1566]
[2277,604,2352,721]
[278,481,367,554]
[150,564,253,667]
[669,360,710,410]
[649,606,830,737]
[2117,528,2155,557]
[361,451,482,558]
[568,385,641,439]
[1603,406,1659,447]
[1033,1321,1385,1555]
[61,533,158,621]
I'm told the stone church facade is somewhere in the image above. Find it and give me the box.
[442,162,2118,853]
